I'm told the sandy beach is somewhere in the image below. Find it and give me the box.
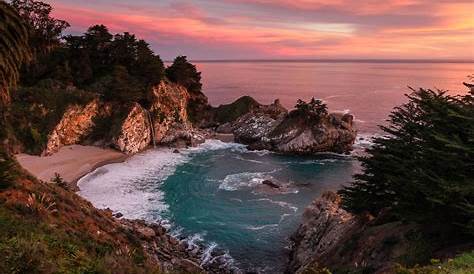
[16,145,127,185]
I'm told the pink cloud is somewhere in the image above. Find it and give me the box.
[48,0,474,59]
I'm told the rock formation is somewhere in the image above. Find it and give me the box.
[43,99,100,155]
[149,81,190,143]
[215,98,357,154]
[42,80,197,155]
[113,103,151,154]
[287,191,416,274]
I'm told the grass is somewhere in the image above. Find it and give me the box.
[395,252,474,274]
[0,156,164,274]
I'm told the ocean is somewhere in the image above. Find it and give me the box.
[78,61,473,273]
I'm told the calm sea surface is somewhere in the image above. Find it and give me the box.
[79,62,473,273]
[197,61,473,133]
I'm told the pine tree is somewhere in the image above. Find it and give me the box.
[339,88,474,235]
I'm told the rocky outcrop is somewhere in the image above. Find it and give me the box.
[218,99,356,154]
[42,80,197,155]
[113,103,151,154]
[149,81,190,143]
[43,99,100,155]
[117,218,206,273]
[287,192,416,274]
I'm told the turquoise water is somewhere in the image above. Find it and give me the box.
[161,146,358,272]
[78,141,359,272]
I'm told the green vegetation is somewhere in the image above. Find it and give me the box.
[2,0,203,153]
[0,154,163,273]
[395,251,474,274]
[339,88,474,236]
[0,0,32,149]
[165,56,202,95]
[212,95,260,123]
[0,1,31,96]
[292,98,328,121]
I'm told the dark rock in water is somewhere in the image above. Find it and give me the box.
[173,149,180,153]
[113,212,123,218]
[262,180,280,189]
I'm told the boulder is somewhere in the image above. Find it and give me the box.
[262,180,280,189]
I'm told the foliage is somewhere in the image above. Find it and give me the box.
[0,0,31,148]
[0,153,16,189]
[11,0,165,104]
[395,251,474,274]
[51,172,68,189]
[9,81,94,154]
[339,88,474,236]
[213,95,261,123]
[292,98,328,121]
[10,0,69,56]
[0,1,31,95]
[165,55,202,94]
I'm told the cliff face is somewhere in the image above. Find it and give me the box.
[113,103,151,154]
[287,192,415,274]
[42,81,194,155]
[149,81,190,144]
[43,99,101,155]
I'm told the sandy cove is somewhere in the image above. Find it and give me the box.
[15,145,128,188]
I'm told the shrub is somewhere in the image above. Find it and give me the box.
[0,154,16,189]
[339,88,474,236]
[165,56,202,94]
[291,98,328,121]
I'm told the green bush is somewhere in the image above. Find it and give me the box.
[0,154,16,190]
[339,88,474,236]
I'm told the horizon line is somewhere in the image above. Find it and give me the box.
[165,58,474,64]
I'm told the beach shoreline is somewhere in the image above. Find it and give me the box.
[15,145,129,190]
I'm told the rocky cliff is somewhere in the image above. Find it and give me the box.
[215,99,357,154]
[287,192,417,274]
[42,80,196,155]
[43,99,101,155]
[113,103,151,154]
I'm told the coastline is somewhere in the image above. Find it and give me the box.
[15,145,128,189]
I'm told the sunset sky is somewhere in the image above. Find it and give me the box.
[48,0,474,60]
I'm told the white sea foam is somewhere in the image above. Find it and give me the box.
[187,139,246,154]
[218,170,279,191]
[200,242,218,265]
[245,224,279,230]
[78,147,190,220]
[279,214,292,223]
[252,198,298,212]
[233,155,266,164]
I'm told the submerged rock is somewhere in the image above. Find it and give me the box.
[262,179,280,189]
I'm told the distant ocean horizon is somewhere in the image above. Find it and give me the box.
[167,59,474,63]
[191,60,473,133]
